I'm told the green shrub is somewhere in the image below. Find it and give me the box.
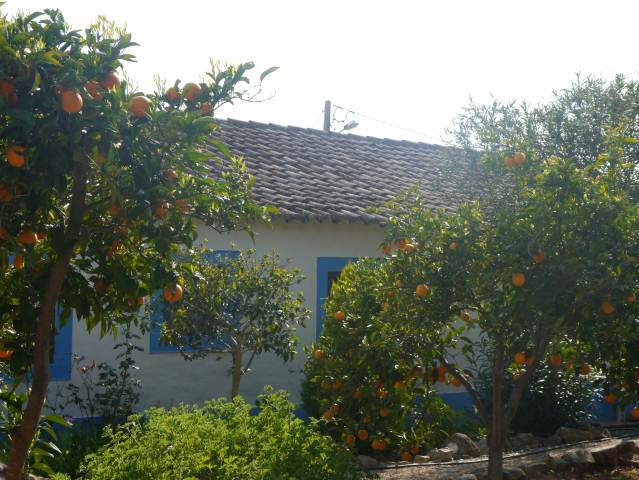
[48,423,106,479]
[81,389,368,480]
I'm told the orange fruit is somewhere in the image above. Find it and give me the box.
[322,409,334,421]
[627,293,636,304]
[565,361,574,371]
[200,102,211,114]
[94,279,106,295]
[382,244,392,255]
[461,311,471,322]
[548,353,562,366]
[332,381,342,391]
[352,388,361,400]
[514,352,526,365]
[631,406,639,421]
[128,95,151,117]
[381,301,390,311]
[415,284,429,297]
[0,78,14,96]
[379,408,391,418]
[163,169,178,182]
[13,255,24,269]
[154,203,170,218]
[346,434,356,445]
[603,393,616,405]
[579,363,591,376]
[448,241,458,251]
[7,144,26,168]
[451,377,462,387]
[511,273,525,287]
[601,302,615,315]
[504,155,515,167]
[334,310,346,322]
[85,81,103,100]
[61,89,83,114]
[410,445,420,455]
[532,251,546,264]
[163,284,183,303]
[371,439,387,451]
[0,183,13,203]
[17,230,38,245]
[312,349,324,360]
[128,296,145,307]
[165,87,180,101]
[183,83,202,101]
[357,429,369,441]
[0,227,9,241]
[0,349,13,360]
[512,152,525,166]
[100,71,121,90]
[401,451,413,462]
[393,380,404,390]
[525,355,535,366]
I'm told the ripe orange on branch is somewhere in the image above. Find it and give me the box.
[514,352,526,365]
[579,363,591,376]
[357,429,369,441]
[183,83,202,101]
[511,273,525,287]
[603,393,616,405]
[163,284,183,303]
[532,251,546,264]
[128,95,151,117]
[17,230,38,245]
[100,71,121,90]
[165,87,180,101]
[415,284,429,297]
[334,310,346,322]
[627,293,636,304]
[61,89,83,113]
[85,81,102,100]
[601,302,615,315]
[7,144,25,168]
[312,350,324,360]
[631,407,639,421]
[548,353,562,366]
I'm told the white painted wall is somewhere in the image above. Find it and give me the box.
[49,220,388,414]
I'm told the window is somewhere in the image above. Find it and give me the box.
[315,257,358,338]
[149,250,239,353]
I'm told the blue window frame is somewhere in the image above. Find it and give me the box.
[50,306,73,381]
[316,257,358,338]
[149,250,239,353]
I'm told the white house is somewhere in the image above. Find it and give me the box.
[48,119,474,415]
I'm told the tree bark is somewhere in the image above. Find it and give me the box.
[487,344,505,480]
[231,344,243,399]
[6,162,86,480]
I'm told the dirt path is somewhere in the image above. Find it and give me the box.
[377,436,639,479]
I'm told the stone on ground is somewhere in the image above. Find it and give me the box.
[448,433,481,458]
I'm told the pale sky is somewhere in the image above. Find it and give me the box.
[5,1,639,144]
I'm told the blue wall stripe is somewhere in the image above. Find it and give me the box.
[315,257,358,339]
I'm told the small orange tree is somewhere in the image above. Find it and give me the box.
[161,249,310,399]
[0,9,275,478]
[375,137,639,479]
[302,258,458,460]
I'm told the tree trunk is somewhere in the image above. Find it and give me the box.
[6,161,86,480]
[231,345,242,399]
[487,344,505,480]
[6,253,74,480]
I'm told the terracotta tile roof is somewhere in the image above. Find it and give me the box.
[215,118,469,223]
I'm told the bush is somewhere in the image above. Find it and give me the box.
[302,259,457,460]
[475,361,598,437]
[81,389,368,480]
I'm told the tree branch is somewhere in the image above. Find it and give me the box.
[438,353,489,426]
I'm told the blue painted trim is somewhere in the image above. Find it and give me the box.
[50,306,73,381]
[315,257,358,339]
[149,250,239,353]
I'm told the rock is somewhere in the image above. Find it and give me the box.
[502,466,526,480]
[555,426,602,443]
[590,441,620,467]
[413,454,431,463]
[508,432,540,451]
[448,432,481,458]
[522,460,548,478]
[459,475,478,480]
[356,454,381,469]
[619,439,639,458]
[476,437,489,455]
[561,448,595,472]
[545,432,564,446]
[427,444,457,462]
[546,452,571,472]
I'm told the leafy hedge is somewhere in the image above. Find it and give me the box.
[80,390,368,480]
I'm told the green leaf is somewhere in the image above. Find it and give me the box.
[259,66,279,82]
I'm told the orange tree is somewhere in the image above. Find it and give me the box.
[0,9,275,479]
[160,248,310,399]
[301,258,457,460]
[373,132,639,479]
